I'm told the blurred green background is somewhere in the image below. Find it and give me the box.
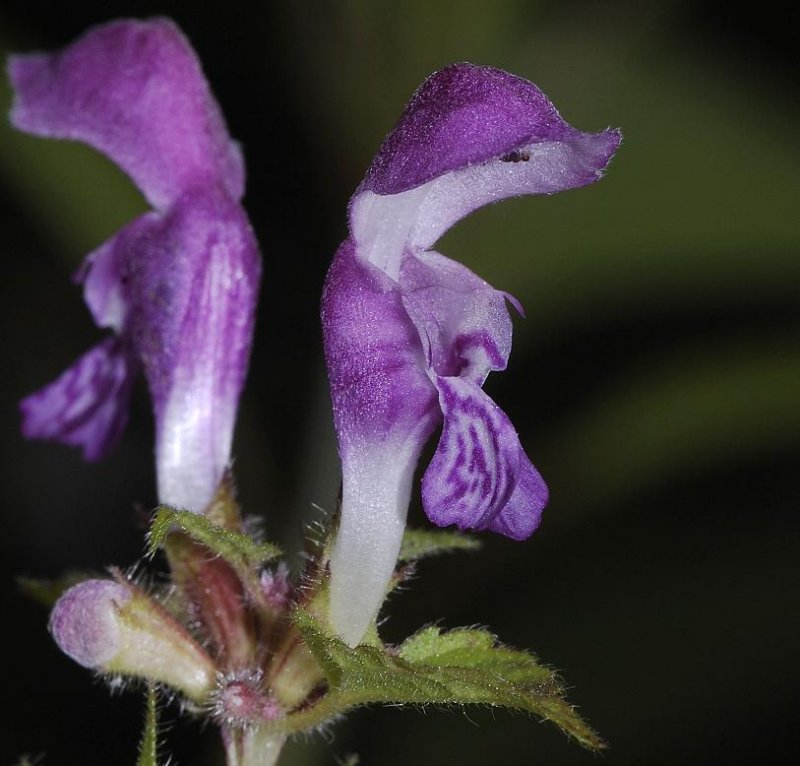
[1,1,797,764]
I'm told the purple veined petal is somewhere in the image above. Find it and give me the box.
[421,374,544,539]
[20,335,137,462]
[348,63,620,279]
[487,455,548,540]
[125,186,260,512]
[7,18,244,210]
[399,249,512,384]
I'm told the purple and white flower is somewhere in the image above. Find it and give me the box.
[322,63,621,645]
[10,18,260,513]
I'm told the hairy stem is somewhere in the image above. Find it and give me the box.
[225,727,286,766]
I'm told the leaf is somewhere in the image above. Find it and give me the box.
[398,626,552,684]
[136,684,159,766]
[273,611,604,750]
[147,507,281,570]
[17,572,97,607]
[398,528,480,563]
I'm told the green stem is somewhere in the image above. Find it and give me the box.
[226,728,287,766]
[243,730,287,766]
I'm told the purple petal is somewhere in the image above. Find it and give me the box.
[125,187,260,511]
[360,62,620,197]
[487,456,548,540]
[422,375,545,539]
[349,64,620,275]
[8,18,244,210]
[20,336,137,461]
[322,240,438,447]
[399,249,512,384]
[80,213,159,332]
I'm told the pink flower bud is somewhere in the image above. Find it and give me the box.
[49,579,130,668]
[49,578,217,702]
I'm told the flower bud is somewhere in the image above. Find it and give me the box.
[49,579,130,668]
[50,579,217,703]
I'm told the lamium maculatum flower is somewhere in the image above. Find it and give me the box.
[10,18,260,512]
[322,64,621,646]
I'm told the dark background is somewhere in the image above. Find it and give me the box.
[1,2,798,764]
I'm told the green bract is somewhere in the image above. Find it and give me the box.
[148,507,280,571]
[255,611,604,751]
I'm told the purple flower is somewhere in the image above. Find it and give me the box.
[10,18,261,512]
[322,63,621,645]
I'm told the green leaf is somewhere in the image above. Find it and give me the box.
[399,626,552,683]
[136,684,159,766]
[147,507,281,570]
[17,572,97,607]
[398,528,480,562]
[273,611,604,750]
